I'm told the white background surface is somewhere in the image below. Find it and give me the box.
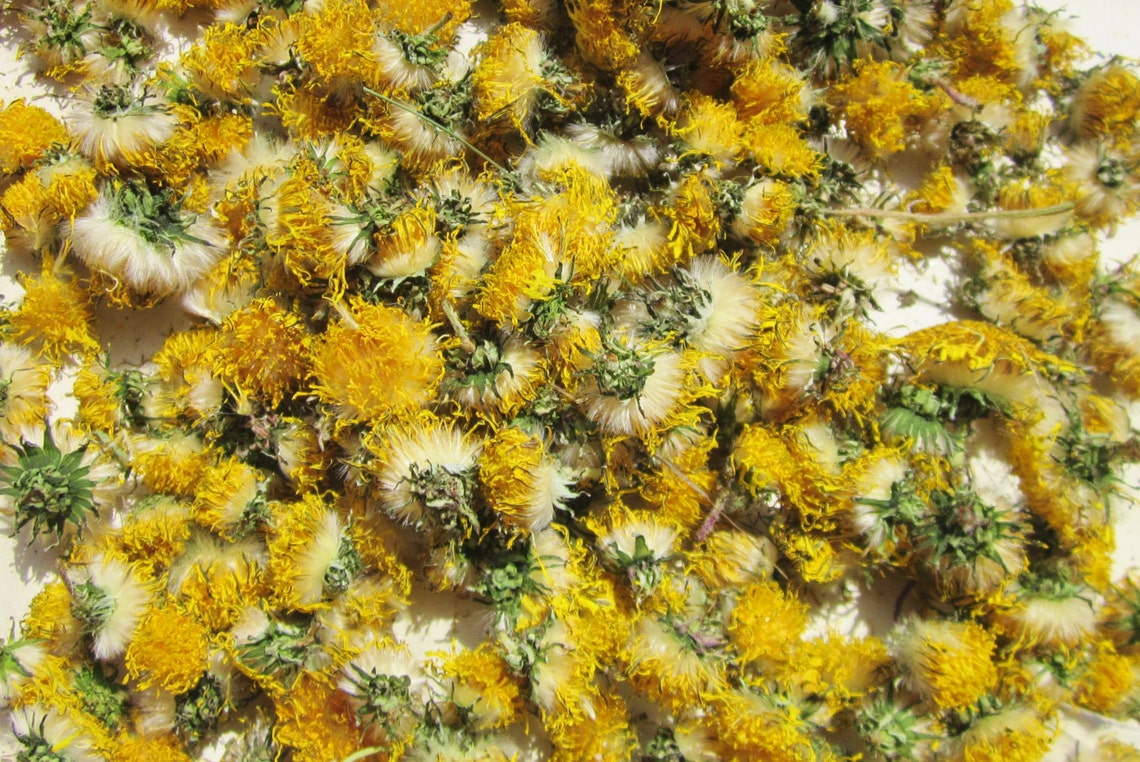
[0,0,1138,758]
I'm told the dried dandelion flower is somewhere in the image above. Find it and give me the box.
[309,298,446,425]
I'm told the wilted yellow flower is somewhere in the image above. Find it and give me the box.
[440,643,523,730]
[732,57,811,126]
[832,60,931,158]
[473,23,550,133]
[310,298,446,425]
[272,671,359,762]
[670,91,742,166]
[131,434,214,499]
[0,100,70,173]
[1072,64,1140,143]
[124,602,209,694]
[215,298,311,407]
[892,618,998,710]
[480,426,574,535]
[10,260,99,363]
[727,580,807,666]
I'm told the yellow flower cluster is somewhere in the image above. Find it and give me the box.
[2,0,1140,759]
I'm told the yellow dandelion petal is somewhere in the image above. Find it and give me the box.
[131,434,214,499]
[0,100,70,174]
[11,259,100,364]
[124,603,209,694]
[832,60,932,158]
[216,298,311,407]
[310,297,446,425]
[0,172,58,253]
[742,122,822,179]
[272,672,359,762]
[441,643,523,731]
[472,23,548,133]
[1075,642,1136,714]
[727,580,808,666]
[480,426,573,534]
[893,618,998,710]
[1073,64,1140,143]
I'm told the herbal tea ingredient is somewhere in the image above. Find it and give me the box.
[1,0,1140,760]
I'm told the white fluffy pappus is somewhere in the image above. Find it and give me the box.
[679,255,761,382]
[577,338,687,438]
[0,342,50,443]
[372,422,483,527]
[565,121,661,178]
[995,585,1099,647]
[70,187,225,296]
[516,455,577,534]
[337,637,438,737]
[516,134,611,189]
[68,89,177,165]
[371,34,439,93]
[598,515,679,567]
[66,554,153,661]
[11,704,102,762]
[447,336,545,416]
[1099,298,1140,356]
[384,104,464,168]
[291,509,353,607]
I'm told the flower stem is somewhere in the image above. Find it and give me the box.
[823,202,1075,226]
[361,86,513,179]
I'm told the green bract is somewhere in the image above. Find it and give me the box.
[1,429,96,546]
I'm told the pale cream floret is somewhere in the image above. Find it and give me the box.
[449,337,544,414]
[780,310,834,396]
[681,255,760,383]
[809,234,893,316]
[945,703,1047,758]
[917,359,1043,411]
[338,637,436,728]
[627,615,717,692]
[12,705,102,762]
[1100,299,1140,354]
[565,122,661,177]
[599,516,679,566]
[613,217,671,281]
[517,456,577,533]
[891,0,938,56]
[517,134,611,188]
[527,619,587,716]
[421,167,500,228]
[578,347,686,438]
[373,423,482,527]
[850,455,910,550]
[67,554,152,660]
[528,526,580,597]
[441,229,493,300]
[0,638,45,706]
[364,222,441,279]
[386,105,463,166]
[213,133,295,198]
[0,342,50,443]
[1000,7,1043,90]
[70,190,224,296]
[731,179,792,244]
[372,34,438,92]
[289,509,348,607]
[168,531,267,596]
[68,99,176,166]
[998,589,1098,647]
[795,419,843,475]
[621,51,679,117]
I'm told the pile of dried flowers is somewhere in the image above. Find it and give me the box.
[1,0,1140,759]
